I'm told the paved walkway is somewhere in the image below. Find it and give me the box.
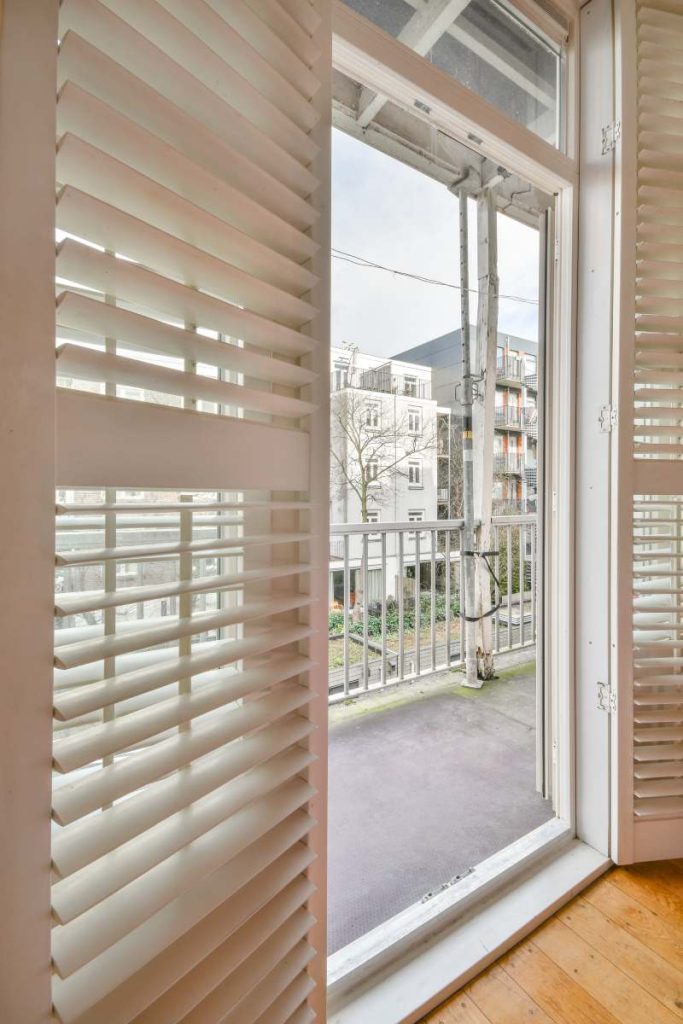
[327,657,553,953]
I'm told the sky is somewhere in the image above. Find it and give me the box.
[331,128,540,358]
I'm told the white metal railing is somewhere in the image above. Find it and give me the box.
[328,515,538,699]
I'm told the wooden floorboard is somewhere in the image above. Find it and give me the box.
[423,861,683,1024]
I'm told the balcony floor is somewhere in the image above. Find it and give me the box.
[327,655,553,954]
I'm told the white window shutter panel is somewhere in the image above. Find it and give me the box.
[52,1,331,1021]
[613,0,683,862]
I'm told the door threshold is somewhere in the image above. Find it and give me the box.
[327,823,609,1024]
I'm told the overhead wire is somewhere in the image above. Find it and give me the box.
[331,247,539,306]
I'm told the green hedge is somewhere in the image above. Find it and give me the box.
[329,593,460,638]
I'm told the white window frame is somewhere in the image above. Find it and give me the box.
[367,457,379,485]
[407,406,421,434]
[407,458,422,488]
[402,374,418,397]
[366,508,381,539]
[328,5,612,1023]
[365,400,380,429]
[407,508,425,540]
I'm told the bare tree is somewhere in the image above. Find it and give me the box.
[330,390,436,522]
[442,415,464,520]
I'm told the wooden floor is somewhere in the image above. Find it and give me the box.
[423,860,683,1024]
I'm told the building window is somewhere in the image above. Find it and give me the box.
[407,407,421,433]
[367,509,380,539]
[408,459,422,487]
[365,401,380,429]
[334,362,349,390]
[403,375,417,397]
[367,458,379,484]
[408,509,425,538]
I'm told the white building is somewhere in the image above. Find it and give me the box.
[329,345,446,608]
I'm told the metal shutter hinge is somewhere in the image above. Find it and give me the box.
[597,680,616,714]
[601,121,621,154]
[599,404,617,432]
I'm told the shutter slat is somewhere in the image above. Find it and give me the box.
[55,562,310,616]
[56,531,309,567]
[135,902,314,1024]
[53,634,311,727]
[57,293,316,388]
[634,795,683,817]
[56,239,317,357]
[51,814,314,1021]
[203,0,318,99]
[58,0,318,195]
[56,129,316,302]
[52,779,315,977]
[635,760,683,778]
[56,124,316,294]
[53,648,309,767]
[52,671,312,824]
[252,975,315,1024]
[52,747,314,924]
[154,0,317,130]
[99,0,318,163]
[56,499,311,514]
[58,33,318,231]
[52,714,312,877]
[57,81,317,264]
[69,847,314,1024]
[242,0,320,66]
[179,933,315,1024]
[56,344,314,421]
[275,0,321,37]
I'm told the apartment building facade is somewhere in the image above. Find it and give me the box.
[394,330,539,517]
[329,345,444,607]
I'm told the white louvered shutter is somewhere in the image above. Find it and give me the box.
[51,1,330,1021]
[613,0,683,861]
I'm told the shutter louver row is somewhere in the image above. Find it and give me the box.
[627,0,683,849]
[632,498,683,819]
[52,0,327,1019]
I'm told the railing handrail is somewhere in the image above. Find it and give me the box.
[331,513,537,535]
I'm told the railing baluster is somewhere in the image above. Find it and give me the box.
[398,530,405,681]
[494,524,500,654]
[519,524,525,647]
[445,529,451,669]
[343,533,350,696]
[507,524,513,651]
[362,533,369,690]
[531,522,536,647]
[430,529,437,670]
[459,526,465,667]
[381,531,387,686]
[415,530,421,677]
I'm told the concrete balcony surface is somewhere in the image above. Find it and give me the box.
[327,653,553,954]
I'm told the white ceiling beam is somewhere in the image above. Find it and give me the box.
[357,0,471,128]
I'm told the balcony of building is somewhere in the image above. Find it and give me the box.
[492,497,536,516]
[331,366,431,399]
[494,406,523,430]
[326,516,546,951]
[494,452,523,475]
[523,406,539,438]
[496,355,524,386]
